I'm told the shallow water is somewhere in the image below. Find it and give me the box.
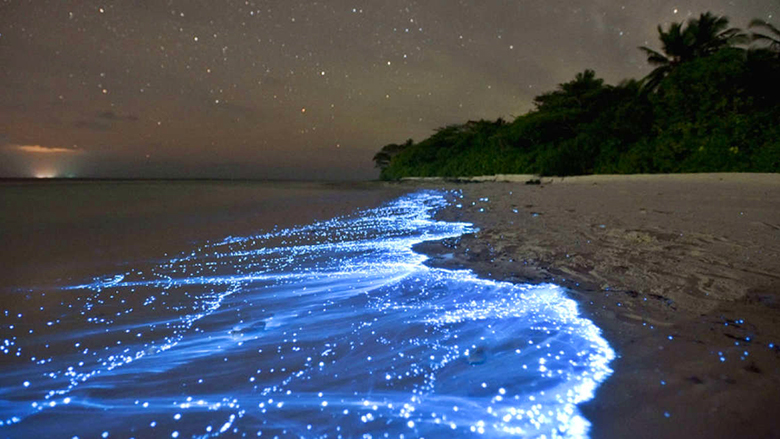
[0,190,614,438]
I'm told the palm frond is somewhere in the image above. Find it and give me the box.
[639,65,671,94]
[718,28,747,43]
[748,19,780,50]
[749,19,780,37]
[638,46,669,66]
[751,33,779,43]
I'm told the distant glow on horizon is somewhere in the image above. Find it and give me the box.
[33,172,58,179]
[16,145,80,154]
[5,144,82,179]
[0,191,614,438]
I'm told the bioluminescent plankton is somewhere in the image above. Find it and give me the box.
[0,191,614,438]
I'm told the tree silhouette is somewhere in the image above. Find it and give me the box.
[373,139,412,169]
[639,12,743,92]
[375,12,780,179]
[533,69,605,112]
[749,19,780,53]
[688,12,745,56]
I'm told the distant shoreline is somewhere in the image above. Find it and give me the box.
[400,172,780,184]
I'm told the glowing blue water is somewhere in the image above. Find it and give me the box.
[0,191,614,438]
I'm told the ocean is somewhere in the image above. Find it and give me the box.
[0,181,613,438]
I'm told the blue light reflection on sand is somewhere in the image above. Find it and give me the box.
[0,191,614,438]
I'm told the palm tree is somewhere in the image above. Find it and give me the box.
[688,12,745,56]
[373,139,412,169]
[639,12,744,92]
[749,18,780,52]
[638,23,686,92]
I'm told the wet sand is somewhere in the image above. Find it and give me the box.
[408,173,780,439]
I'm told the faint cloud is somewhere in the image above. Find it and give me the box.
[74,120,111,131]
[97,111,119,120]
[73,111,139,131]
[97,111,139,121]
[214,102,259,118]
[15,145,82,154]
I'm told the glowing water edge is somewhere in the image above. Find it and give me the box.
[0,191,614,439]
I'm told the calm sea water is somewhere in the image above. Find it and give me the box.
[0,183,613,438]
[0,180,404,287]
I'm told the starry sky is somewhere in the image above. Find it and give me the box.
[0,1,775,180]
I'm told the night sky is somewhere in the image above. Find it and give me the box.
[0,1,775,180]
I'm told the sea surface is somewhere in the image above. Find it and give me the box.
[0,182,614,438]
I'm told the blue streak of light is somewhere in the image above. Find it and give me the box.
[0,190,614,438]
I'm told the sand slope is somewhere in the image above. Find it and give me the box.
[409,173,780,439]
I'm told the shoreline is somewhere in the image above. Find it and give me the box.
[409,173,780,438]
[401,172,779,184]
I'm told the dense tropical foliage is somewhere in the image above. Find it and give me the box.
[375,13,780,179]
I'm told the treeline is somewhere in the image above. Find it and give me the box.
[374,13,780,179]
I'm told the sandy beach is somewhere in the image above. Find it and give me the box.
[407,173,780,438]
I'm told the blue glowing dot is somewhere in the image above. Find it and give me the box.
[664,412,671,418]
